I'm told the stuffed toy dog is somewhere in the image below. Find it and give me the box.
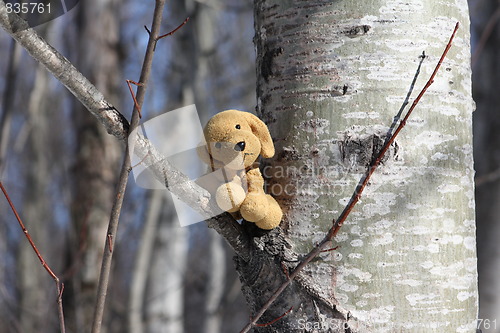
[197,110,282,230]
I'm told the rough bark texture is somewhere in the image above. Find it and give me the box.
[246,0,477,332]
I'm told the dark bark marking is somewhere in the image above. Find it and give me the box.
[339,132,398,167]
[279,146,301,161]
[343,25,371,38]
[261,44,283,83]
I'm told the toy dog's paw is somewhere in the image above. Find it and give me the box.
[255,195,283,230]
[245,168,264,187]
[240,192,269,222]
[215,182,246,213]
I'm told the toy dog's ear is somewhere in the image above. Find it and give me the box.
[242,112,275,158]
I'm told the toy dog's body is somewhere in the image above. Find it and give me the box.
[197,110,282,230]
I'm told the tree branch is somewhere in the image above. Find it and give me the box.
[0,182,66,333]
[0,1,251,260]
[0,1,129,140]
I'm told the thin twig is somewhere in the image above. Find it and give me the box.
[145,17,189,51]
[90,1,182,332]
[157,17,190,40]
[126,80,144,118]
[0,181,66,333]
[383,51,426,146]
[239,22,459,333]
[253,306,293,327]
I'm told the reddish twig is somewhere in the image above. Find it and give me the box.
[157,17,190,40]
[131,150,151,170]
[280,262,290,279]
[0,181,66,333]
[253,306,294,327]
[107,234,113,253]
[239,22,459,333]
[126,80,144,118]
[320,245,339,253]
[329,23,457,239]
[144,17,189,50]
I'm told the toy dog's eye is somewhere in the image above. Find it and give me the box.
[215,142,222,149]
[235,124,241,129]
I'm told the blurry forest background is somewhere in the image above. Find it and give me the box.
[0,0,498,332]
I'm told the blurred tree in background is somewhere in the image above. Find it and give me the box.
[470,0,500,329]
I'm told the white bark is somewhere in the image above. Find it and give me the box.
[254,0,477,332]
[129,191,163,333]
[189,3,229,332]
[203,231,226,333]
[144,194,187,333]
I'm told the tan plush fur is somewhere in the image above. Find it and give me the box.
[197,110,282,229]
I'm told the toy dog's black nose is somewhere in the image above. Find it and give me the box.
[234,141,246,152]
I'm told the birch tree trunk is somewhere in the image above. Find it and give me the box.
[190,3,229,332]
[67,0,122,330]
[129,190,160,333]
[236,1,478,332]
[17,59,53,333]
[144,193,187,333]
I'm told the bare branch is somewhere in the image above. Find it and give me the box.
[0,182,66,333]
[157,17,190,40]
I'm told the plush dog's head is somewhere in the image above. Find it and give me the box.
[198,110,275,170]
